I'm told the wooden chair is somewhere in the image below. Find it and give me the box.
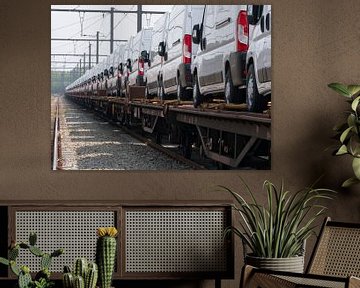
[241,217,360,288]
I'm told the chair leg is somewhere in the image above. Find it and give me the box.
[240,265,255,288]
[215,278,221,288]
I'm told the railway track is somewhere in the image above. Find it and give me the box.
[51,96,60,170]
[56,96,200,170]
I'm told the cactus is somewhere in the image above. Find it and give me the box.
[74,258,88,279]
[73,275,85,288]
[51,248,64,258]
[18,270,32,288]
[41,253,52,270]
[35,268,51,282]
[0,257,9,266]
[0,232,64,288]
[63,259,98,288]
[9,246,19,260]
[29,232,37,246]
[10,260,20,276]
[29,245,44,257]
[85,263,98,288]
[96,227,118,288]
[19,243,30,249]
[64,265,72,273]
[63,272,74,288]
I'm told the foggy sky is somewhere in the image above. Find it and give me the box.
[51,5,173,70]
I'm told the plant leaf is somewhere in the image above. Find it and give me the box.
[349,135,360,157]
[336,144,348,155]
[351,96,360,111]
[340,126,353,143]
[352,157,360,179]
[342,177,360,188]
[328,83,351,98]
[347,114,356,128]
[347,85,360,97]
[0,257,9,266]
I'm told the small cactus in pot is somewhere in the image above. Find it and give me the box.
[62,260,98,288]
[96,227,118,288]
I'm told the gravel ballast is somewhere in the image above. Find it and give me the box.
[58,97,190,170]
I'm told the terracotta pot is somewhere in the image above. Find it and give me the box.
[245,254,305,273]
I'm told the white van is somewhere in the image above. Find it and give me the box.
[127,28,153,88]
[158,5,204,101]
[191,5,249,107]
[99,57,110,96]
[246,5,271,112]
[144,12,169,98]
[107,44,126,96]
[86,69,93,95]
[91,67,97,95]
[103,54,114,96]
[120,37,133,96]
[97,60,107,96]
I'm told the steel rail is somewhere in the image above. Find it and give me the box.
[52,98,60,170]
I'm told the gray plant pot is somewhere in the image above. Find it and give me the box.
[245,254,305,273]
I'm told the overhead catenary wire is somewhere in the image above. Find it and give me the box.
[52,5,171,74]
[52,14,107,50]
[51,13,99,32]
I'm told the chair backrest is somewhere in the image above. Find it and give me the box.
[307,217,360,277]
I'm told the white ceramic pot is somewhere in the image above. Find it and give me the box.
[245,254,305,273]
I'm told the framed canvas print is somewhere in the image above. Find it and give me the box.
[51,5,271,171]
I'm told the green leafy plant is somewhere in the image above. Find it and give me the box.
[328,83,360,187]
[32,278,54,288]
[0,232,63,288]
[222,179,335,258]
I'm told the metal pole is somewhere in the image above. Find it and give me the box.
[62,68,65,92]
[96,31,99,64]
[79,60,82,77]
[89,43,91,69]
[83,53,86,73]
[137,5,142,32]
[110,7,114,53]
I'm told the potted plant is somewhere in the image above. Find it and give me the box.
[0,232,63,288]
[62,258,98,288]
[222,179,335,273]
[328,83,360,187]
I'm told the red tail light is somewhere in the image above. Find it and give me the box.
[237,10,249,52]
[138,58,144,76]
[182,34,192,64]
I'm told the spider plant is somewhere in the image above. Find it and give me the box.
[222,179,335,258]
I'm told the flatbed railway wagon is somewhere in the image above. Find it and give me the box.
[65,90,271,169]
